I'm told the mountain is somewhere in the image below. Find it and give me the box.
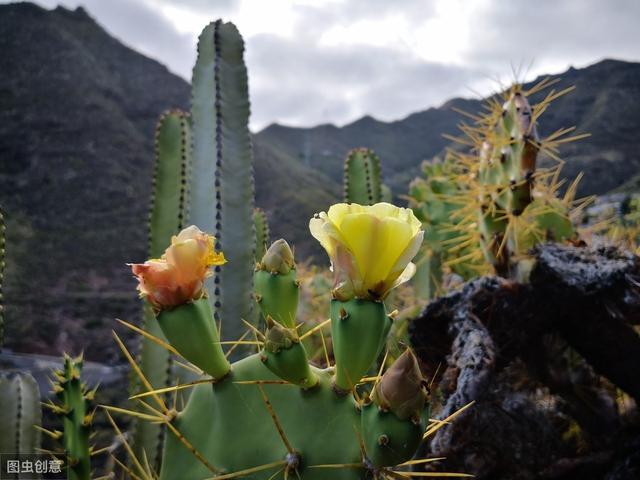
[257,59,640,200]
[1,3,639,359]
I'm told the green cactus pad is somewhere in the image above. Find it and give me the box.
[160,357,364,479]
[262,324,318,388]
[361,403,425,468]
[157,299,230,380]
[330,299,390,392]
[254,270,299,328]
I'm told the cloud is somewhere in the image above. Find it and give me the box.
[5,0,640,130]
[247,32,479,128]
[463,0,640,73]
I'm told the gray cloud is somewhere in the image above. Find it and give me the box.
[5,0,640,130]
[463,0,640,70]
[153,0,238,15]
[247,32,479,127]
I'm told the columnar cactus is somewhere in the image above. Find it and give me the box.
[0,372,41,458]
[44,354,95,480]
[253,208,270,263]
[189,21,255,341]
[133,109,191,467]
[132,20,256,464]
[343,148,383,205]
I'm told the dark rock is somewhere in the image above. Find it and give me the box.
[410,243,640,479]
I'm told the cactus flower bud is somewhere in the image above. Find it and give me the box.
[309,202,423,301]
[372,349,427,422]
[261,317,318,388]
[130,225,226,311]
[264,317,298,353]
[259,239,295,275]
[254,239,299,328]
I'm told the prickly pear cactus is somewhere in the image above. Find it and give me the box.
[114,202,470,479]
[474,85,586,277]
[0,372,42,458]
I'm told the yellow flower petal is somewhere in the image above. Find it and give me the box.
[309,202,423,300]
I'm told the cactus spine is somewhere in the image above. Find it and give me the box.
[475,86,580,277]
[343,148,382,205]
[409,80,587,283]
[46,354,95,480]
[0,372,42,458]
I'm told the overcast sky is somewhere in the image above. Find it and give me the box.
[8,0,640,130]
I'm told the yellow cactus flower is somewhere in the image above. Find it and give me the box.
[309,202,423,300]
[130,225,226,311]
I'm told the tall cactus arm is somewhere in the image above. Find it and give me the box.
[343,148,382,205]
[133,109,191,469]
[148,110,191,256]
[0,373,42,455]
[190,21,255,338]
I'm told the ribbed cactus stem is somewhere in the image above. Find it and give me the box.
[190,20,255,342]
[343,148,382,205]
[253,208,270,263]
[133,109,191,468]
[0,372,41,456]
[51,355,93,480]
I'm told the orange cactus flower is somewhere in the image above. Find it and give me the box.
[130,226,226,311]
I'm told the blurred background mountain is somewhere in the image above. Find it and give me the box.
[1,2,639,359]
